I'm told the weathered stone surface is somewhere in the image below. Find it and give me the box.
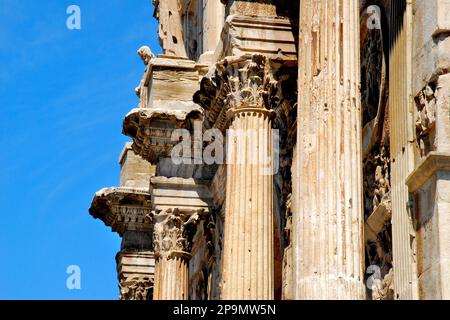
[413,0,450,94]
[220,15,297,59]
[89,187,152,236]
[135,56,199,109]
[117,251,155,300]
[150,176,212,213]
[152,0,187,58]
[125,55,204,164]
[89,185,155,300]
[119,143,155,188]
[122,105,203,164]
[156,158,216,180]
[294,0,365,300]
[153,0,225,61]
[88,0,450,301]
[201,0,225,57]
[194,53,296,131]
[406,153,450,299]
[152,208,207,300]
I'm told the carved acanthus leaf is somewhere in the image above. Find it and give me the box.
[194,54,295,130]
[153,209,204,256]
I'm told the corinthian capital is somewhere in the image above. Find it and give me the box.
[153,208,204,258]
[194,54,296,130]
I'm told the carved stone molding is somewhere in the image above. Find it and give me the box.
[150,176,212,209]
[221,15,297,58]
[124,53,204,165]
[221,1,291,19]
[122,106,203,164]
[152,208,208,298]
[406,151,450,193]
[153,208,206,258]
[135,56,199,110]
[194,53,297,131]
[89,187,152,236]
[117,250,155,300]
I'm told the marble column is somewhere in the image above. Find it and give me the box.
[221,106,275,300]
[390,0,418,300]
[294,0,365,299]
[153,252,190,300]
[152,209,200,300]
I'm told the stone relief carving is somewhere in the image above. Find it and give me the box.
[194,54,294,130]
[153,209,203,256]
[415,83,437,157]
[364,146,391,220]
[119,276,153,300]
[373,147,390,208]
[123,106,203,163]
[216,55,278,112]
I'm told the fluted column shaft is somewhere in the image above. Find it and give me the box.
[222,107,275,300]
[294,0,365,299]
[153,252,190,300]
[389,0,419,300]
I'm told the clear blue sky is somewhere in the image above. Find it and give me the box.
[0,0,162,299]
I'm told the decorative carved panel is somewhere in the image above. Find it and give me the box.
[415,83,437,158]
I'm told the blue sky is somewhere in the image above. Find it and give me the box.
[0,0,162,299]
